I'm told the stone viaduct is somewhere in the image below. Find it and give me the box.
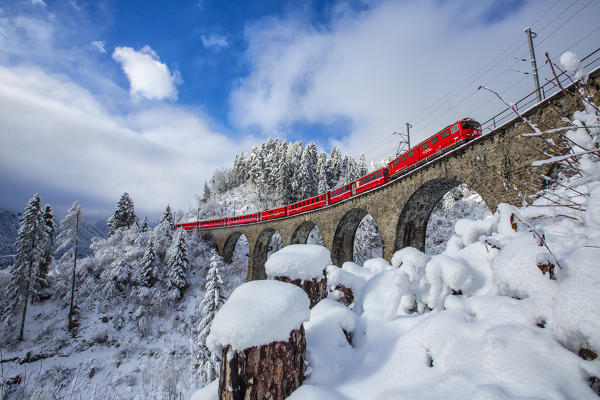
[194,71,600,281]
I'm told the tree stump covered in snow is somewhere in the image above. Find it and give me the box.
[207,280,310,400]
[273,276,327,308]
[265,244,331,308]
[218,326,306,400]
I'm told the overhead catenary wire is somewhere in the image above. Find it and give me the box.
[360,0,596,162]
[537,0,595,46]
[399,0,594,145]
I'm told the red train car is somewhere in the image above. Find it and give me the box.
[190,218,226,229]
[354,168,389,195]
[388,119,482,176]
[387,147,422,177]
[329,183,354,204]
[176,222,198,230]
[287,193,328,216]
[260,206,287,221]
[227,213,259,225]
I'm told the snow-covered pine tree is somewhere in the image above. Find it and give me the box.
[161,205,174,230]
[166,230,190,300]
[340,154,350,185]
[140,240,157,287]
[316,151,329,193]
[154,206,175,264]
[55,201,82,331]
[201,182,211,203]
[358,153,368,177]
[4,193,45,341]
[107,192,136,234]
[36,204,55,295]
[263,138,279,191]
[346,156,359,183]
[288,141,304,202]
[195,248,227,386]
[140,216,149,232]
[327,147,342,188]
[297,142,318,199]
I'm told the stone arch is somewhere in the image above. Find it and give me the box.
[332,208,368,267]
[395,177,494,252]
[222,232,243,264]
[252,228,278,280]
[290,221,318,244]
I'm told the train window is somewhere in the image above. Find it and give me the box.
[408,151,414,158]
[400,155,406,162]
[394,159,400,166]
[366,176,371,183]
[378,171,382,178]
[422,142,429,150]
[431,136,439,144]
[451,124,459,133]
[441,129,450,138]
[361,178,365,185]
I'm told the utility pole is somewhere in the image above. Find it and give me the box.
[525,27,543,102]
[393,122,412,157]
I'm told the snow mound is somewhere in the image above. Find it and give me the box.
[265,244,331,281]
[206,280,310,353]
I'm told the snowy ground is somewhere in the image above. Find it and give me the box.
[195,192,600,399]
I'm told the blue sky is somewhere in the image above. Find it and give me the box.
[1,0,599,220]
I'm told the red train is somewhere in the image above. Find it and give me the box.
[175,119,481,231]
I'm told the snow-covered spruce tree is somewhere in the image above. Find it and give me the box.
[37,204,55,290]
[276,152,294,205]
[317,151,329,193]
[297,142,318,199]
[154,206,176,264]
[3,193,45,341]
[140,216,149,232]
[140,240,158,287]
[327,146,342,188]
[202,181,212,203]
[358,153,368,177]
[55,201,82,331]
[194,248,227,386]
[166,229,190,300]
[107,192,136,234]
[161,205,174,230]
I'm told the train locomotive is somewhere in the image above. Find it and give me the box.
[175,119,482,231]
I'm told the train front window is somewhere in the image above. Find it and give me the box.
[462,121,476,129]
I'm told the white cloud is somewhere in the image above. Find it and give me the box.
[112,45,180,101]
[91,40,105,53]
[201,34,230,51]
[231,0,600,161]
[0,65,257,217]
[30,0,47,7]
